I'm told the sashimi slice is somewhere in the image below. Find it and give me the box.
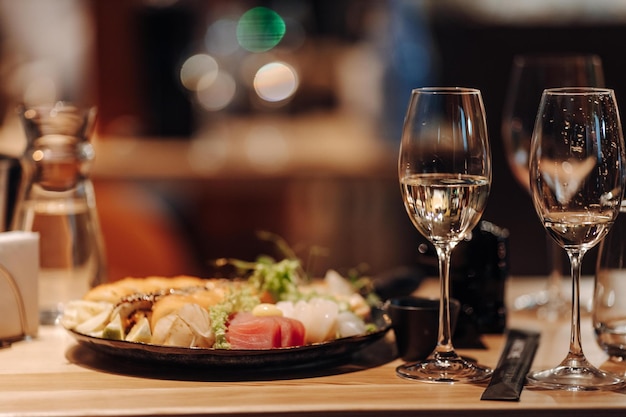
[274,316,305,347]
[280,298,338,344]
[226,312,282,349]
[226,313,306,349]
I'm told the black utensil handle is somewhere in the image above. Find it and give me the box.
[481,328,540,401]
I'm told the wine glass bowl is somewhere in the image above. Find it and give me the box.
[527,87,625,390]
[396,87,492,383]
[502,55,605,316]
[503,55,604,193]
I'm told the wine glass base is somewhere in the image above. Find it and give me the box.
[527,364,625,391]
[536,295,570,321]
[513,290,568,311]
[513,290,575,322]
[396,357,492,384]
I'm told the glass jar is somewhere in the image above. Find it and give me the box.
[12,102,106,325]
[594,200,626,361]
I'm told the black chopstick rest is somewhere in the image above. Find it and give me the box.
[481,328,540,401]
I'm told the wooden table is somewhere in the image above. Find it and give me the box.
[1,277,626,417]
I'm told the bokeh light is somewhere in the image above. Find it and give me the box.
[180,53,219,91]
[195,71,236,111]
[236,7,286,53]
[253,61,298,103]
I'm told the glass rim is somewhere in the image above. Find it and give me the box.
[543,87,614,95]
[411,87,481,95]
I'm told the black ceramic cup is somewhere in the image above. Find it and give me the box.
[386,296,460,362]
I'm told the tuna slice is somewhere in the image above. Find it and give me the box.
[226,312,306,349]
[275,316,305,347]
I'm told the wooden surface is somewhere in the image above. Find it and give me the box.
[1,277,626,417]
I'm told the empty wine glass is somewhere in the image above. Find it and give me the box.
[396,87,492,383]
[502,55,605,318]
[528,87,625,390]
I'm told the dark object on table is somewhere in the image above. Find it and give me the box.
[481,328,540,401]
[417,220,509,337]
[386,296,460,362]
[0,155,21,232]
[371,266,425,301]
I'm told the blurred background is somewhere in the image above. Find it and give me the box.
[0,0,625,281]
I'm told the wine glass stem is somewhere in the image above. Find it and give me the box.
[565,249,585,363]
[547,237,564,298]
[434,244,456,358]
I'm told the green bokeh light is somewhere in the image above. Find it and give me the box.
[236,7,286,53]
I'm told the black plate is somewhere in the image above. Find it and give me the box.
[66,308,391,369]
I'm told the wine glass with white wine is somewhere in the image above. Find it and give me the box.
[527,87,625,390]
[397,87,492,383]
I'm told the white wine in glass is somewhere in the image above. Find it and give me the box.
[502,55,605,317]
[397,87,492,383]
[528,87,625,390]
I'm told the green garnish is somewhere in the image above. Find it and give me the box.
[210,286,260,349]
[212,231,306,302]
[249,257,301,301]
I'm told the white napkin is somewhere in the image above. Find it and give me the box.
[0,231,39,340]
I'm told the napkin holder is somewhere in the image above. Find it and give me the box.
[0,231,39,344]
